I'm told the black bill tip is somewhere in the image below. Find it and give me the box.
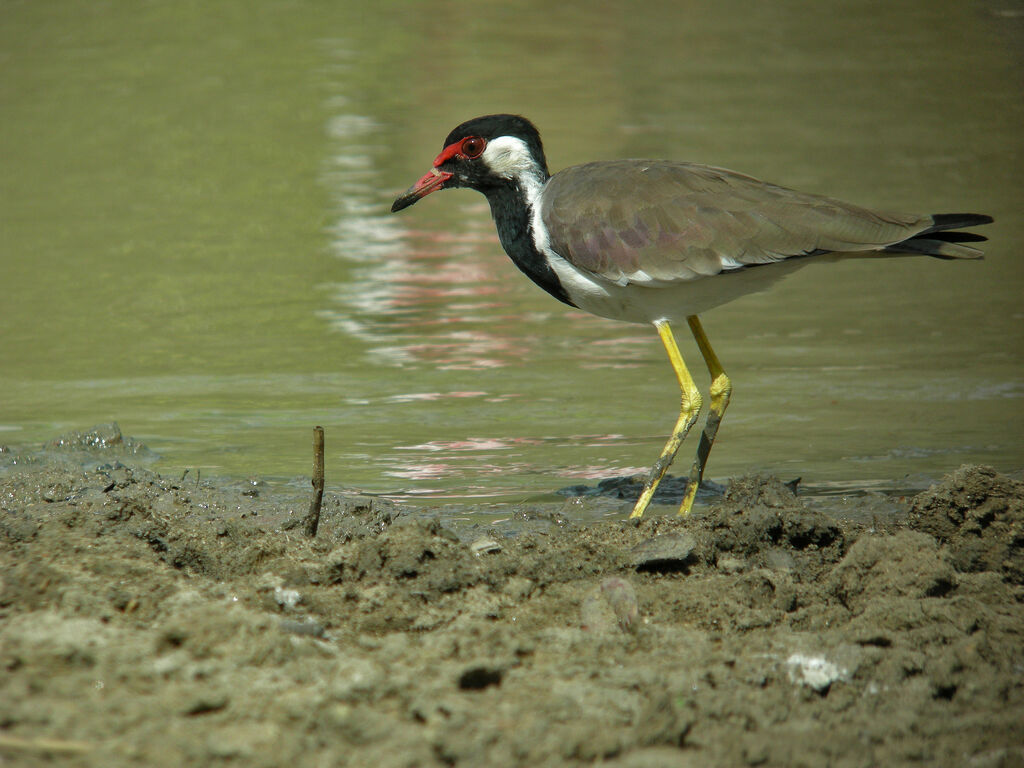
[391,194,417,213]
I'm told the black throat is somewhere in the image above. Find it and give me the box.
[483,182,576,308]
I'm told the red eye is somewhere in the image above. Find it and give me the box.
[460,137,486,159]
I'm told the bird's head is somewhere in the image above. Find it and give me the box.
[391,114,549,212]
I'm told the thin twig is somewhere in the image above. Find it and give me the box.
[303,426,325,537]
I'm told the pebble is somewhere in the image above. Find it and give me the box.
[273,587,301,609]
[469,536,502,556]
[631,532,698,571]
[786,653,847,693]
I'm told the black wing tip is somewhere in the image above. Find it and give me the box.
[927,231,988,244]
[929,213,994,231]
[895,213,994,258]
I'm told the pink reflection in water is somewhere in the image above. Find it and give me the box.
[385,390,489,403]
[334,218,552,370]
[383,432,648,489]
[397,435,545,453]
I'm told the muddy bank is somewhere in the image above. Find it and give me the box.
[1,427,1022,767]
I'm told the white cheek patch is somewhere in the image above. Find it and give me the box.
[483,136,547,214]
[482,137,536,180]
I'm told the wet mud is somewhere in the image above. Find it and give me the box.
[1,426,1022,767]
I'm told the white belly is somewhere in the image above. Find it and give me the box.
[548,255,811,324]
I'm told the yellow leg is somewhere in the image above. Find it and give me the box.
[629,320,703,519]
[678,315,732,516]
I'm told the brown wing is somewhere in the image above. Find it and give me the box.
[539,160,930,285]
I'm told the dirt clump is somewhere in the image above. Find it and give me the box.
[909,464,1024,584]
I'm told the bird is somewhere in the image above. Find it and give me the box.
[390,114,992,519]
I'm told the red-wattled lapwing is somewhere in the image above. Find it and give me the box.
[391,114,992,518]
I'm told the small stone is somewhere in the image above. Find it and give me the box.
[469,536,502,556]
[786,653,846,693]
[273,587,301,609]
[631,532,698,572]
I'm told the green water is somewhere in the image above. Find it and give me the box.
[2,0,1022,507]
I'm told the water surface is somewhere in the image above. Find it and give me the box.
[2,0,1021,511]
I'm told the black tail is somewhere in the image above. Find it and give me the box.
[886,213,994,260]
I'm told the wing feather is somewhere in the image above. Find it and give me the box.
[539,161,929,285]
